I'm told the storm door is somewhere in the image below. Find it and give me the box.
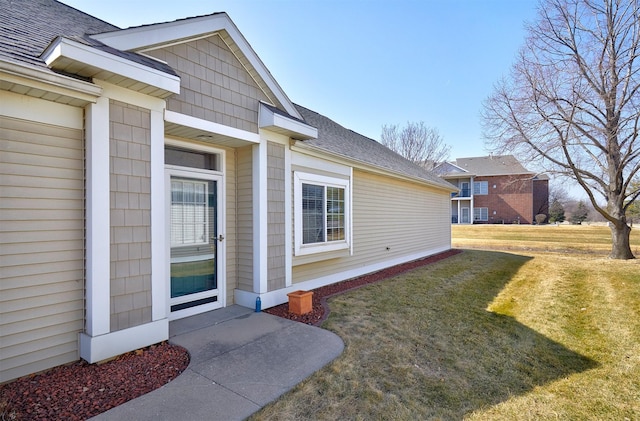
[168,169,223,318]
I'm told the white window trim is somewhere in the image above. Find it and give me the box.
[474,207,489,221]
[294,171,350,256]
[473,181,488,195]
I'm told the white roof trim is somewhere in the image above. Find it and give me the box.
[92,13,301,119]
[0,58,102,101]
[259,102,317,140]
[292,142,457,193]
[165,109,260,144]
[41,37,180,94]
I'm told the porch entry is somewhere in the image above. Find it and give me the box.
[166,147,224,319]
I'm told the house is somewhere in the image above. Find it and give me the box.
[435,155,549,224]
[0,0,456,383]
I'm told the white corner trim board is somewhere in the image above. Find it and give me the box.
[79,319,169,363]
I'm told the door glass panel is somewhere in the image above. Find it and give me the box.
[461,207,470,223]
[170,178,217,299]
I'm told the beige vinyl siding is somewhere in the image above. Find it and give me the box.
[236,145,254,291]
[147,35,269,133]
[293,169,451,284]
[0,115,84,383]
[224,148,237,304]
[267,142,286,291]
[109,100,152,331]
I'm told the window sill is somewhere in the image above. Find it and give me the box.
[292,246,351,266]
[295,240,349,256]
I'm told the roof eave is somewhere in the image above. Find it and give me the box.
[293,142,457,193]
[41,37,180,98]
[0,58,102,106]
[259,102,317,140]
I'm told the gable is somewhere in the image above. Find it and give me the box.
[145,35,269,133]
[91,13,301,120]
[433,161,469,177]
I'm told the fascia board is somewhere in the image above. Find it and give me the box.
[292,143,457,193]
[259,103,317,140]
[42,38,180,94]
[91,14,231,51]
[165,109,261,144]
[475,171,535,177]
[92,14,302,119]
[0,58,102,101]
[445,162,469,173]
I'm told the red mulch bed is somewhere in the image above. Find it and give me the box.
[266,249,462,325]
[0,249,459,420]
[0,342,189,421]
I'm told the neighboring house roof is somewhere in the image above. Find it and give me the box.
[294,105,455,191]
[432,161,472,177]
[436,155,536,178]
[454,155,533,177]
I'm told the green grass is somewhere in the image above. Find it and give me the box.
[250,227,640,420]
[452,223,640,255]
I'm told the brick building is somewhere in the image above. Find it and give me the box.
[435,155,549,224]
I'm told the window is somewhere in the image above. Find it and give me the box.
[165,147,219,170]
[473,181,488,195]
[295,172,350,255]
[474,207,489,221]
[171,179,209,246]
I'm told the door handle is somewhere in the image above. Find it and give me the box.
[218,234,225,242]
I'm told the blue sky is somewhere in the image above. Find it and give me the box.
[62,0,539,160]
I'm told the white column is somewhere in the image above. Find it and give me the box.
[84,97,111,336]
[150,109,167,320]
[252,141,268,293]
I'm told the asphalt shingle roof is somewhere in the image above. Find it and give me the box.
[454,155,533,176]
[0,0,176,76]
[295,105,454,190]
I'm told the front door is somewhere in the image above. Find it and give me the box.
[461,207,470,224]
[168,170,223,318]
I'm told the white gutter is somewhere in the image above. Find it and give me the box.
[291,142,457,193]
[41,37,180,95]
[0,58,102,102]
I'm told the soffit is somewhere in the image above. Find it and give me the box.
[164,110,260,148]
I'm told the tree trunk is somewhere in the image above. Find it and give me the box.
[609,222,635,259]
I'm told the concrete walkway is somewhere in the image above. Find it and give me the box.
[91,306,344,420]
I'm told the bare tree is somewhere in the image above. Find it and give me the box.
[380,122,451,169]
[482,0,640,259]
[549,183,570,205]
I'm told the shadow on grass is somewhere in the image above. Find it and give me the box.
[324,250,600,418]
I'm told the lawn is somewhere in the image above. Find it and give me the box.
[451,223,640,255]
[250,226,640,420]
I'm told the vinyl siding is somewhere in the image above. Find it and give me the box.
[109,100,152,331]
[0,115,84,383]
[147,34,269,133]
[224,148,237,304]
[267,142,286,291]
[236,145,254,291]
[292,169,451,283]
